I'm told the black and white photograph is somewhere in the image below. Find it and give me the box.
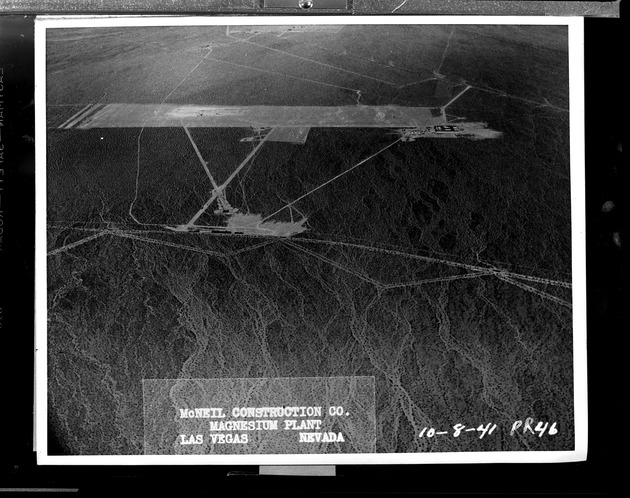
[35,16,587,464]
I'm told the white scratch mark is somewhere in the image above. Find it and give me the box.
[392,0,409,14]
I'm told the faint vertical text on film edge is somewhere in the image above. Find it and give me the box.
[0,66,4,253]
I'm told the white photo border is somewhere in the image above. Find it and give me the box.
[35,15,586,465]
